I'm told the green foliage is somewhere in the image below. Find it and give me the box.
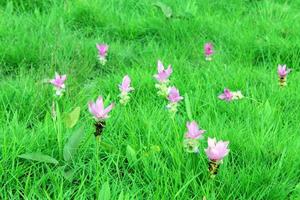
[184,93,193,121]
[153,2,173,18]
[99,181,111,200]
[18,152,58,165]
[126,145,137,166]
[63,127,85,162]
[1,0,300,199]
[64,107,81,128]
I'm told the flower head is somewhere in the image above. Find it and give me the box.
[218,88,233,101]
[277,64,291,78]
[49,72,66,89]
[49,72,67,96]
[88,96,114,120]
[167,87,183,103]
[96,44,109,58]
[205,137,229,162]
[154,60,172,83]
[119,75,134,93]
[185,121,206,139]
[204,43,214,57]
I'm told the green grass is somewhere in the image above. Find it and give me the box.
[1,0,300,199]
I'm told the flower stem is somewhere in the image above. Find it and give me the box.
[54,101,63,160]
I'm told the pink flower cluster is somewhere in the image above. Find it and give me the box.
[119,75,134,105]
[49,72,67,96]
[153,60,183,115]
[154,60,173,97]
[182,121,229,163]
[45,41,293,178]
[88,96,114,121]
[278,64,291,86]
[218,88,244,101]
[183,121,206,153]
[96,43,109,65]
[204,43,214,61]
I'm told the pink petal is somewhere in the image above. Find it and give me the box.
[103,103,114,116]
[96,96,104,111]
[157,60,164,73]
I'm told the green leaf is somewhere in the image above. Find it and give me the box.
[153,2,172,18]
[18,152,58,165]
[61,167,75,182]
[184,93,193,121]
[99,181,111,200]
[126,145,137,165]
[65,107,81,128]
[63,127,85,162]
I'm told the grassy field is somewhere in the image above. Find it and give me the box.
[1,0,300,199]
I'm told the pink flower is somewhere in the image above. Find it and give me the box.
[49,72,66,89]
[154,60,172,82]
[205,137,229,162]
[88,96,114,120]
[204,43,214,57]
[277,64,291,78]
[96,44,109,58]
[119,75,133,93]
[218,88,233,101]
[168,87,183,103]
[185,121,206,139]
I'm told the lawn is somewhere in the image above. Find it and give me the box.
[1,0,300,199]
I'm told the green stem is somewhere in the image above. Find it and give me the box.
[55,101,63,160]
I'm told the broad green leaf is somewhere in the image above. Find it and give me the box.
[63,127,85,162]
[126,145,137,165]
[153,2,172,18]
[18,152,58,165]
[63,169,75,182]
[65,107,81,128]
[99,181,111,200]
[184,93,193,121]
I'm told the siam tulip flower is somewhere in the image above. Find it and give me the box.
[154,60,172,83]
[218,89,244,101]
[96,43,109,65]
[204,43,214,61]
[183,121,206,153]
[119,75,134,105]
[205,137,230,177]
[205,137,229,162]
[154,60,173,97]
[277,64,291,87]
[88,96,114,138]
[167,87,183,103]
[49,72,67,96]
[166,86,183,115]
[88,96,114,121]
[185,121,206,139]
[218,88,233,101]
